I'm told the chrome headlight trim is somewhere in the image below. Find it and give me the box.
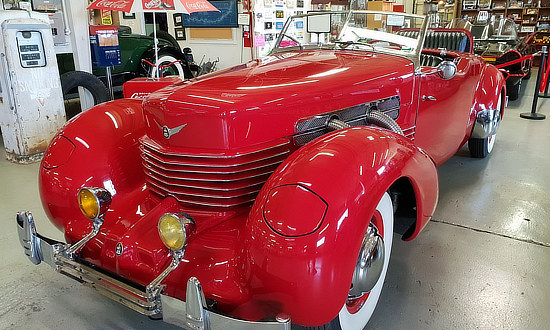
[158,213,195,252]
[77,187,112,221]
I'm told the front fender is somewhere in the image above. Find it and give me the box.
[244,127,438,326]
[473,64,506,118]
[39,99,146,239]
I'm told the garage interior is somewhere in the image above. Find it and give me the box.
[1,75,548,329]
[0,0,549,328]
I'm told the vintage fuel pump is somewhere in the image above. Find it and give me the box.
[0,10,65,163]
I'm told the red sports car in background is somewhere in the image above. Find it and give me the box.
[450,16,535,100]
[17,11,504,330]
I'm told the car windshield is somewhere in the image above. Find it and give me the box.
[449,17,517,41]
[272,11,426,58]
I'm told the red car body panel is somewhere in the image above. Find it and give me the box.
[38,37,504,325]
[244,127,438,325]
[142,50,417,150]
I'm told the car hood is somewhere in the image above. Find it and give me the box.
[143,50,415,150]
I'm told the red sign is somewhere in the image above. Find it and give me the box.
[182,0,219,13]
[88,0,133,12]
[141,0,175,10]
[89,0,219,13]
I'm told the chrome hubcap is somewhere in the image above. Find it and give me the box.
[349,223,385,298]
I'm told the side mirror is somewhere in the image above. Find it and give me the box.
[437,61,457,80]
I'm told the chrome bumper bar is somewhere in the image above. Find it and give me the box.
[471,108,501,139]
[16,211,290,330]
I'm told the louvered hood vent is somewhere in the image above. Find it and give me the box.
[141,137,291,209]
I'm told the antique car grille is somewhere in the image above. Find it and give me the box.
[141,138,292,208]
[294,96,401,146]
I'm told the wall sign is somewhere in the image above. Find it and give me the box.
[180,0,238,28]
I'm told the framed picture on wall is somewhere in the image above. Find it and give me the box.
[173,13,182,26]
[122,12,136,19]
[175,27,186,40]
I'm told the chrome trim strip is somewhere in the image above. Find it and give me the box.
[142,152,286,174]
[141,147,289,169]
[162,280,291,330]
[141,139,291,159]
[144,168,265,192]
[143,163,274,183]
[148,186,256,207]
[147,175,262,199]
[143,158,282,177]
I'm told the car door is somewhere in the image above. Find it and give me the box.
[413,55,484,166]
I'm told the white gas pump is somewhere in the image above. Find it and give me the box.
[0,10,65,163]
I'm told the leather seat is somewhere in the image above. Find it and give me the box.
[396,30,470,52]
[420,54,443,67]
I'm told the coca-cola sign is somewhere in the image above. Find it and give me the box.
[183,0,219,13]
[142,0,175,10]
[88,0,133,12]
[89,0,218,15]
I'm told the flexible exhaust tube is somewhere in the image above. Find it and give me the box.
[326,111,403,135]
[326,118,350,131]
[366,111,404,135]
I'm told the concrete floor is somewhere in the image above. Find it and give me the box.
[1,74,549,330]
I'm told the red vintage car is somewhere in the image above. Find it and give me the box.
[17,11,504,330]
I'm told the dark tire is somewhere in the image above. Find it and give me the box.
[468,135,495,158]
[60,71,109,119]
[150,30,181,52]
[294,193,394,330]
[507,81,521,101]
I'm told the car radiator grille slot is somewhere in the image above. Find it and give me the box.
[141,138,291,208]
[294,96,401,146]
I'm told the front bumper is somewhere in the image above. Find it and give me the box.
[16,211,290,330]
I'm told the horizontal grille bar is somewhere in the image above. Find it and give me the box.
[142,138,291,208]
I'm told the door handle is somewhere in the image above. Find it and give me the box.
[422,95,437,101]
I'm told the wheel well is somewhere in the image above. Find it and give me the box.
[388,177,417,240]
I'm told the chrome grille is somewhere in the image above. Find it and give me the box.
[141,138,292,208]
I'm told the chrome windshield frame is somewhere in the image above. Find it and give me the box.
[270,10,430,68]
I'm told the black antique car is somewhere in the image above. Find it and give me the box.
[450,16,535,100]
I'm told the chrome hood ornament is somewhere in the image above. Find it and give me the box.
[158,123,187,139]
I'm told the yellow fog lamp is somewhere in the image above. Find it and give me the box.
[158,213,195,251]
[77,187,112,220]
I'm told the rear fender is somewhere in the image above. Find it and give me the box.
[244,127,438,326]
[39,99,147,239]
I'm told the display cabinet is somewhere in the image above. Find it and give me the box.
[458,0,550,35]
